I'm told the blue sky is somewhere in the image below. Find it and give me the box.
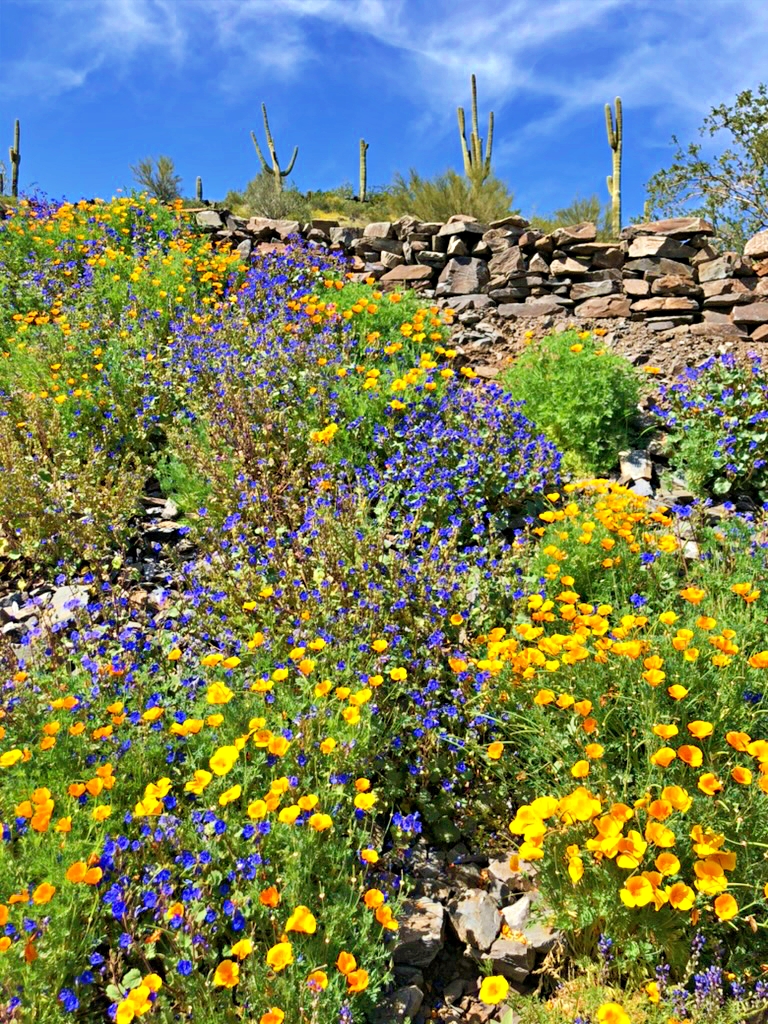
[2,0,767,220]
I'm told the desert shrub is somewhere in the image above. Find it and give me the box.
[130,155,182,202]
[652,353,768,503]
[529,193,613,240]
[225,170,313,221]
[500,330,642,474]
[385,168,517,222]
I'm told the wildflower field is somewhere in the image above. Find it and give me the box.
[3,195,768,1024]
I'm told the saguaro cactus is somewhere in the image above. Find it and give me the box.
[605,97,623,238]
[9,120,20,198]
[457,74,494,190]
[196,176,203,202]
[359,138,369,202]
[250,103,298,193]
[0,161,5,196]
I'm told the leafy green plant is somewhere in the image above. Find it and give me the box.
[644,83,768,252]
[385,168,516,222]
[130,155,182,203]
[500,330,642,474]
[652,353,768,502]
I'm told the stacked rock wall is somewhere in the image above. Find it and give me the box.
[194,209,768,341]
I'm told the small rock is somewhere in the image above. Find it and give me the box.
[619,449,653,481]
[448,889,501,952]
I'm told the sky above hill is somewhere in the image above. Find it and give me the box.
[2,0,767,221]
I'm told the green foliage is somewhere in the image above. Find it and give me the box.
[529,194,613,239]
[652,353,768,503]
[225,169,312,220]
[386,168,516,222]
[644,83,768,252]
[457,73,494,189]
[130,155,182,203]
[500,330,642,474]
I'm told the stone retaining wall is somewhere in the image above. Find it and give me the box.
[193,209,768,341]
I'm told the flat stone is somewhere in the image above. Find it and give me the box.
[496,298,564,318]
[621,217,714,239]
[471,239,492,258]
[731,302,768,325]
[750,323,768,342]
[488,285,529,302]
[549,221,597,246]
[482,228,521,253]
[448,889,501,952]
[329,226,362,246]
[393,898,445,967]
[270,219,301,239]
[488,247,526,284]
[522,920,560,955]
[380,264,433,284]
[631,297,699,313]
[628,236,696,260]
[690,321,748,338]
[744,230,768,260]
[486,939,535,982]
[700,278,753,300]
[447,294,495,312]
[489,215,530,231]
[550,255,591,275]
[622,278,650,298]
[196,209,224,230]
[380,250,404,269]
[310,218,338,231]
[570,280,616,301]
[415,251,448,269]
[697,253,753,282]
[363,221,395,239]
[435,257,490,296]
[438,219,487,237]
[624,257,693,279]
[43,586,90,627]
[575,295,631,318]
[651,274,701,297]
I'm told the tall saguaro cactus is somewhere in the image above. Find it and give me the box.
[196,176,203,202]
[9,120,20,198]
[457,74,494,190]
[359,138,369,202]
[250,103,298,193]
[605,97,623,238]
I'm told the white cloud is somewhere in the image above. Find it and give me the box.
[5,0,768,149]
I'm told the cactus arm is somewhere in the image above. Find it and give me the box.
[485,110,494,176]
[250,130,270,174]
[195,176,203,202]
[457,106,472,178]
[283,146,298,178]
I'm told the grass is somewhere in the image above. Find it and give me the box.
[0,194,767,1024]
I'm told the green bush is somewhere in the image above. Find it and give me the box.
[385,168,517,222]
[225,170,313,221]
[500,330,642,474]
